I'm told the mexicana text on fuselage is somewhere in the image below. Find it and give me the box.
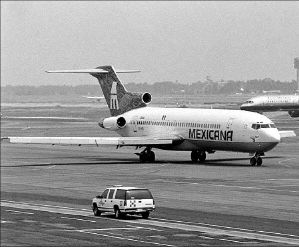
[188,129,233,141]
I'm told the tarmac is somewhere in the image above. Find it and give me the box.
[1,106,299,246]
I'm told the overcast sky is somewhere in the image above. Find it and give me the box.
[1,1,299,86]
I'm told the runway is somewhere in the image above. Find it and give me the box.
[1,106,299,246]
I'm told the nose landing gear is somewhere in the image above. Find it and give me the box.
[250,153,263,166]
[191,150,206,163]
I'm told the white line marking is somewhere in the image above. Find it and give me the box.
[2,200,299,245]
[5,209,34,215]
[199,236,213,240]
[151,217,299,238]
[219,238,245,243]
[78,230,176,247]
[60,216,96,223]
[212,184,299,193]
[46,165,56,169]
[279,158,296,165]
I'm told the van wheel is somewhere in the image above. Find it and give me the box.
[114,207,122,219]
[141,211,150,219]
[93,204,101,216]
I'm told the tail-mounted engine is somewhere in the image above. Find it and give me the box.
[141,92,152,104]
[99,116,126,131]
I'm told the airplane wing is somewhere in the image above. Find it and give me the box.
[5,136,182,147]
[279,130,296,138]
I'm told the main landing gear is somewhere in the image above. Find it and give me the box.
[138,147,155,163]
[250,153,263,166]
[191,150,206,163]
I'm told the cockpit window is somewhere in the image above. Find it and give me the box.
[251,124,261,129]
[252,123,276,129]
[246,100,254,104]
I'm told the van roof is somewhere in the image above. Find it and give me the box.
[106,186,148,190]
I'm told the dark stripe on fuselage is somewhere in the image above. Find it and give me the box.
[241,104,299,111]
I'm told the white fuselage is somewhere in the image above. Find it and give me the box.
[241,95,299,112]
[109,107,280,153]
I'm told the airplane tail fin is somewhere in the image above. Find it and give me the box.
[47,65,151,116]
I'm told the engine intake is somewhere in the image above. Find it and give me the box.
[142,92,152,104]
[116,116,126,127]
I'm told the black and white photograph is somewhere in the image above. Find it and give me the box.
[1,1,299,246]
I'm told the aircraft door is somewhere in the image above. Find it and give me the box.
[131,118,138,133]
[226,117,234,130]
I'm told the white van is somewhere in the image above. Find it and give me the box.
[92,186,155,219]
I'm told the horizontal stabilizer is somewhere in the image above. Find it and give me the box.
[46,69,109,74]
[6,136,177,146]
[279,130,296,138]
[46,69,140,74]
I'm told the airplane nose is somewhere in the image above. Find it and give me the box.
[269,129,281,143]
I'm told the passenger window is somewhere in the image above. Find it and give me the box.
[101,189,109,199]
[115,189,126,200]
[108,189,115,199]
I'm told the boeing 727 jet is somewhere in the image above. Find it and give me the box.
[6,66,296,166]
[241,95,299,117]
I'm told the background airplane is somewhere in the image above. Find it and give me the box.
[6,65,296,166]
[82,95,105,103]
[240,95,299,118]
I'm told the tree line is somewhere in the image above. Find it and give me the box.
[2,79,297,96]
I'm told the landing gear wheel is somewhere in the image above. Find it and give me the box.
[198,151,206,162]
[256,156,263,166]
[139,148,155,163]
[191,151,198,162]
[250,157,257,166]
[141,211,150,219]
[93,205,101,216]
[148,151,155,163]
[139,153,147,163]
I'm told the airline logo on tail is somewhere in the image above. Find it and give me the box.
[110,81,119,110]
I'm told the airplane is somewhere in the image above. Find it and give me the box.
[262,90,281,94]
[5,65,296,166]
[240,95,299,118]
[82,95,105,103]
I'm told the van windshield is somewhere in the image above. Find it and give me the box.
[126,189,153,200]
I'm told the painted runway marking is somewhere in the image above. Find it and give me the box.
[60,216,96,223]
[219,238,245,243]
[5,209,34,215]
[74,230,176,247]
[2,200,299,245]
[212,184,299,193]
[158,179,299,193]
[151,217,299,238]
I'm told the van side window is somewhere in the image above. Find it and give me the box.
[101,189,109,199]
[108,189,115,199]
[115,189,126,200]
